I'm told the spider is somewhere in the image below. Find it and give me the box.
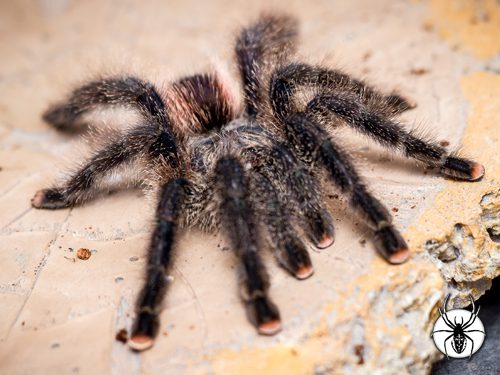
[31,14,485,351]
[431,295,485,358]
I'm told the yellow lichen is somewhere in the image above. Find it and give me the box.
[426,0,500,60]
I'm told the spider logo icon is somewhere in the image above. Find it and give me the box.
[431,295,486,359]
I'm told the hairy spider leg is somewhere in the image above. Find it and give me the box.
[216,156,281,335]
[255,143,335,249]
[270,63,416,118]
[235,14,298,118]
[272,64,485,181]
[252,172,314,279]
[270,81,408,263]
[308,93,484,181]
[33,76,179,208]
[31,125,149,208]
[235,18,353,254]
[43,77,169,130]
[129,178,187,351]
[31,123,177,208]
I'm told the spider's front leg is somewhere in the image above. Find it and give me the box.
[216,156,281,334]
[272,63,416,118]
[129,178,187,351]
[272,65,484,181]
[235,13,298,118]
[305,93,485,181]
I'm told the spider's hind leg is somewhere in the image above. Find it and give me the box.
[32,124,176,209]
[31,136,140,209]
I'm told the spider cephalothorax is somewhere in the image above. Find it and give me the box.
[31,14,485,351]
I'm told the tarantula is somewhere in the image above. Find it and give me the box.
[31,14,484,351]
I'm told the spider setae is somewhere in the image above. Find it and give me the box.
[31,14,484,350]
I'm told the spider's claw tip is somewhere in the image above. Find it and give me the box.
[128,334,154,351]
[375,226,410,264]
[295,265,314,280]
[315,234,334,249]
[31,190,45,208]
[258,319,282,335]
[469,162,485,181]
[388,248,410,264]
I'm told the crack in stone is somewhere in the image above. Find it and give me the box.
[424,190,500,304]
[4,208,73,339]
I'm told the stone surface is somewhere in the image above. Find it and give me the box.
[0,0,498,374]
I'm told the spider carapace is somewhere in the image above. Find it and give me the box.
[31,14,485,350]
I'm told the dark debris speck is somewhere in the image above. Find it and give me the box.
[115,329,128,343]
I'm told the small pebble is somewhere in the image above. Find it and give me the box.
[115,329,128,343]
[76,248,91,260]
[422,21,434,32]
[410,68,428,75]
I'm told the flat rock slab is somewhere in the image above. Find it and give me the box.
[0,0,499,374]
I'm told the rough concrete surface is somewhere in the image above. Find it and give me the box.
[0,0,498,374]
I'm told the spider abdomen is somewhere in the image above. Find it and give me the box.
[165,73,238,137]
